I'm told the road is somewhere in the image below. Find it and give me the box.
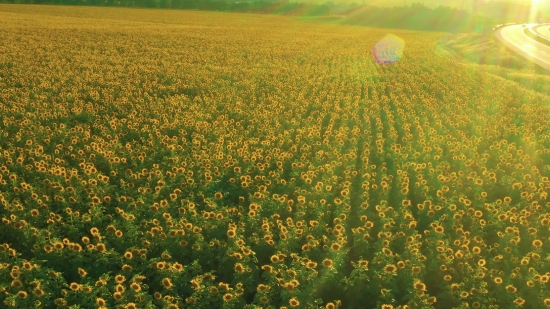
[495,24,550,70]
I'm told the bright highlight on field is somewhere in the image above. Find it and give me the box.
[373,34,405,64]
[1,4,550,309]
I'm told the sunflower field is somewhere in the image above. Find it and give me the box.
[1,4,550,309]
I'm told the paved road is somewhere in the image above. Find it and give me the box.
[495,24,550,70]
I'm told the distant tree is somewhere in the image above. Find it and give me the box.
[135,0,156,7]
[171,0,182,8]
[180,0,196,9]
[197,0,211,10]
[309,3,330,15]
[216,0,226,10]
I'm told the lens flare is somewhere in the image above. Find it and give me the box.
[373,34,405,64]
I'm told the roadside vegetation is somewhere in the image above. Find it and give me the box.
[436,32,550,96]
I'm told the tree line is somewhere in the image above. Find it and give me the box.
[0,0,507,33]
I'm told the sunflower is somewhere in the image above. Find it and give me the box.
[78,268,87,277]
[322,258,334,268]
[96,298,107,307]
[69,282,80,291]
[130,282,141,292]
[289,298,300,307]
[33,287,45,297]
[234,263,245,273]
[96,243,106,253]
[116,284,125,293]
[306,261,317,269]
[11,280,22,287]
[384,264,397,273]
[162,278,173,289]
[223,293,233,302]
[414,282,426,291]
[113,291,123,300]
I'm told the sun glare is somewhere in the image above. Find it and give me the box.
[373,34,405,64]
